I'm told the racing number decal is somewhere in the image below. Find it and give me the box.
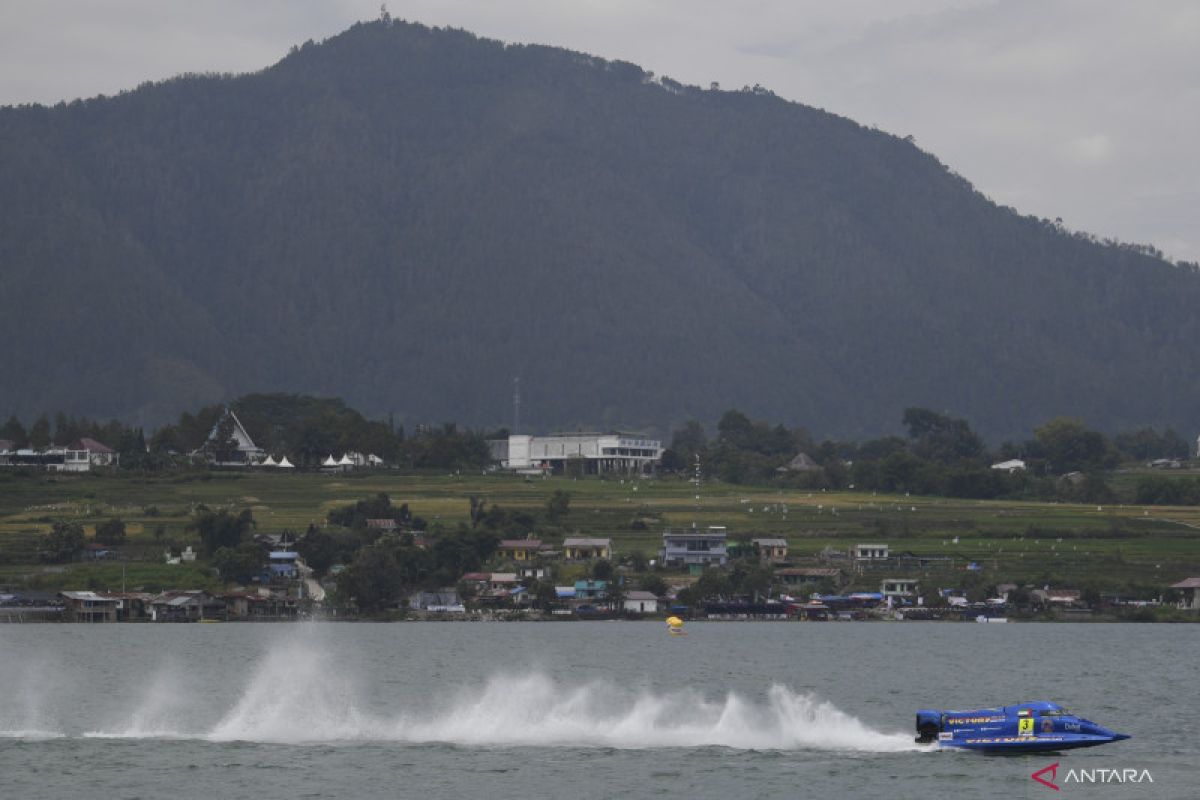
[1018,717,1035,735]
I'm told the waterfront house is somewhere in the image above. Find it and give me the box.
[59,591,119,622]
[660,527,728,568]
[775,567,840,588]
[460,572,490,591]
[268,551,300,579]
[880,578,920,600]
[623,590,659,614]
[409,589,464,612]
[1032,588,1083,608]
[148,591,225,622]
[562,537,612,561]
[498,539,542,562]
[753,538,789,563]
[574,580,608,602]
[488,573,520,592]
[1170,577,1200,610]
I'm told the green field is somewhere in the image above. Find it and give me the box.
[2,469,1199,595]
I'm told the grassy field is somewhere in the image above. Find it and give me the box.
[2,469,1199,594]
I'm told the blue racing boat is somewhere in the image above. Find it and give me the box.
[915,701,1129,752]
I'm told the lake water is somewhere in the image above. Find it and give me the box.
[0,622,1195,799]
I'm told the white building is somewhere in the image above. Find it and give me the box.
[855,543,889,561]
[48,438,119,473]
[491,432,662,475]
[623,590,660,614]
[194,408,264,465]
[880,578,919,599]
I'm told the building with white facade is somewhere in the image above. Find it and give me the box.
[491,432,662,475]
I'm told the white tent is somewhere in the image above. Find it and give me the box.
[261,455,278,467]
[338,454,355,466]
[322,455,338,467]
[277,456,295,469]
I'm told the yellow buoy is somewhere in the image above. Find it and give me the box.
[666,615,685,635]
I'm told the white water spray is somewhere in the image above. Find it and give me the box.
[31,634,917,752]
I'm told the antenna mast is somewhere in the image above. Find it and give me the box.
[513,377,521,435]
[692,454,701,530]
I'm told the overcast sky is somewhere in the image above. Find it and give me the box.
[3,0,1197,261]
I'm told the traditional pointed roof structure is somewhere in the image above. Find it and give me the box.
[193,407,265,464]
[277,456,295,468]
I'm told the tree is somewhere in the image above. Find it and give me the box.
[95,517,127,546]
[212,542,267,584]
[2,415,27,446]
[193,509,255,556]
[29,414,51,449]
[544,490,571,522]
[297,525,342,574]
[1033,418,1116,473]
[534,581,558,610]
[337,541,404,613]
[209,413,241,463]
[42,521,85,562]
[902,407,985,465]
[591,559,614,581]
[639,573,668,596]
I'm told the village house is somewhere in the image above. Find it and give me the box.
[148,591,225,622]
[880,578,920,601]
[562,537,612,561]
[574,579,608,602]
[854,543,892,571]
[753,538,789,563]
[223,591,299,620]
[774,567,840,588]
[498,539,542,562]
[660,527,728,569]
[1032,588,1083,608]
[1170,577,1200,610]
[59,591,119,622]
[267,551,300,580]
[56,438,119,472]
[409,589,464,612]
[517,565,549,581]
[623,590,659,614]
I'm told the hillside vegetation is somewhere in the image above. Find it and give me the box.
[2,19,1199,439]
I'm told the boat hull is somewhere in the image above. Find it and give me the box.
[938,732,1129,753]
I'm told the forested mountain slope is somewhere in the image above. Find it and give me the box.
[2,18,1197,439]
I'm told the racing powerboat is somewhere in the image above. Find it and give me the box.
[915,701,1129,752]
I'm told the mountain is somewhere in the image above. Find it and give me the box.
[2,18,1198,441]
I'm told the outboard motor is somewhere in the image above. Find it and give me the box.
[915,710,941,743]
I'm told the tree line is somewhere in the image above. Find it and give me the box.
[663,407,1193,504]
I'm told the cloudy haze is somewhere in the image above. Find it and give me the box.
[2,0,1197,260]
